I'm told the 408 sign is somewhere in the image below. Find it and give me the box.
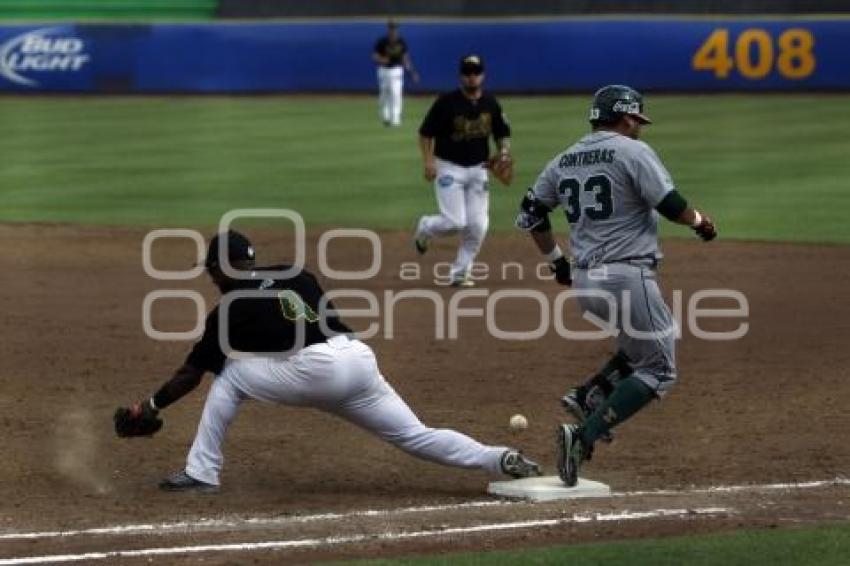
[692,27,816,80]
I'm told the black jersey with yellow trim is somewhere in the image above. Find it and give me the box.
[186,265,351,375]
[419,89,511,167]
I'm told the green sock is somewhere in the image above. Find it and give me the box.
[580,375,655,445]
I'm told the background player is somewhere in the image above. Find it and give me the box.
[116,230,540,492]
[414,54,511,287]
[515,85,717,486]
[372,19,419,127]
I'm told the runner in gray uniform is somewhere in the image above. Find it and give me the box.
[515,85,717,487]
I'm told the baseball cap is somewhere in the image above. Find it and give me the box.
[204,230,256,269]
[459,54,485,75]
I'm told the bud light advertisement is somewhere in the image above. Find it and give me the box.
[0,26,93,90]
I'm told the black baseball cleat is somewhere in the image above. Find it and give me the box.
[449,275,475,288]
[555,424,585,488]
[158,469,219,494]
[413,218,429,255]
[560,388,587,421]
[500,450,542,479]
[561,388,614,443]
[414,236,429,255]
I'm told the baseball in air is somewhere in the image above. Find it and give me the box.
[509,414,528,432]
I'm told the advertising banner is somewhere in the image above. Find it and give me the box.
[0,19,846,93]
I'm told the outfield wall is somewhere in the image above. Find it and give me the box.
[0,19,846,93]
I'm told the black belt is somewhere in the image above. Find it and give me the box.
[609,254,658,267]
[577,254,658,269]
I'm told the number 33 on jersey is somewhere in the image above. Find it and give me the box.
[528,130,675,267]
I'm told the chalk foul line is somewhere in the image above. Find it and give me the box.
[0,500,506,541]
[0,507,731,565]
[1,477,846,543]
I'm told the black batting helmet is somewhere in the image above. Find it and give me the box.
[589,85,652,126]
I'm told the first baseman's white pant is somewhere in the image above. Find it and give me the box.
[417,159,490,281]
[377,66,404,125]
[185,336,507,486]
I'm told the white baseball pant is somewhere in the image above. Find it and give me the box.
[185,336,507,486]
[377,66,404,126]
[417,158,490,281]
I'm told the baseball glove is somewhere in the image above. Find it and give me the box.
[487,152,515,186]
[114,400,163,438]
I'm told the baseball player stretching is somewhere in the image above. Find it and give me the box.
[516,85,717,487]
[117,231,540,492]
[415,55,511,287]
[372,20,419,127]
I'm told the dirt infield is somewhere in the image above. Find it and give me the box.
[1,223,848,563]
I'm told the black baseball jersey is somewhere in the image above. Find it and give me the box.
[419,89,511,167]
[374,36,408,67]
[186,266,351,375]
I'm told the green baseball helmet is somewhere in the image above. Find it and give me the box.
[589,85,652,125]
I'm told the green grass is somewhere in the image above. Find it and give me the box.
[0,95,848,243]
[0,0,217,20]
[340,521,850,565]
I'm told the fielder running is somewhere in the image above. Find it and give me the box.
[115,230,540,492]
[414,54,512,287]
[372,19,419,127]
[515,85,717,486]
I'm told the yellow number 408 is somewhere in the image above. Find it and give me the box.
[692,28,815,80]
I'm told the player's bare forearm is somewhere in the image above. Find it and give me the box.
[372,52,388,65]
[655,190,717,241]
[674,207,701,226]
[419,136,436,181]
[151,363,205,410]
[418,135,434,160]
[495,137,511,153]
[403,54,419,80]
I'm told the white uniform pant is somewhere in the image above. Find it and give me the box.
[185,336,506,485]
[377,66,404,125]
[417,159,490,280]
